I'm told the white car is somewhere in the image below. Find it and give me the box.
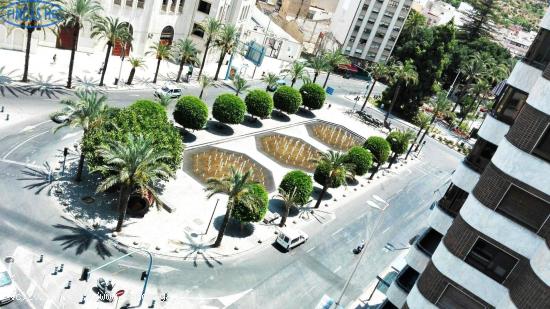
[276,227,308,251]
[154,86,183,98]
[0,264,16,305]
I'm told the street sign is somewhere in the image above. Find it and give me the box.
[245,41,266,66]
[116,290,125,297]
[326,87,335,95]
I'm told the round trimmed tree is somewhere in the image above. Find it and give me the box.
[279,170,313,206]
[363,136,391,180]
[213,93,246,124]
[245,89,274,119]
[232,183,269,223]
[344,146,373,176]
[173,96,208,131]
[273,85,302,114]
[386,129,415,168]
[300,83,326,110]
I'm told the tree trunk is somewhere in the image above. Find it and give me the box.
[369,162,380,180]
[22,28,34,82]
[279,203,290,227]
[415,116,436,151]
[314,185,328,208]
[99,42,112,86]
[291,78,296,87]
[313,72,318,83]
[199,88,205,99]
[213,201,233,247]
[126,68,136,85]
[176,58,185,82]
[66,26,80,89]
[323,71,331,88]
[388,152,398,168]
[115,184,132,232]
[405,127,423,160]
[213,49,226,81]
[385,83,401,123]
[75,151,85,182]
[360,80,376,112]
[153,58,161,83]
[198,39,210,79]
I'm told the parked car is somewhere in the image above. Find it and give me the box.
[276,227,308,251]
[0,264,16,305]
[267,79,286,92]
[154,85,183,98]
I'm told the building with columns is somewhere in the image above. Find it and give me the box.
[381,7,550,309]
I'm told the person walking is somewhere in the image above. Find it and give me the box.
[51,54,57,64]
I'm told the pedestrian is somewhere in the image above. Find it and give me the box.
[51,54,57,64]
[98,62,104,74]
[328,103,332,109]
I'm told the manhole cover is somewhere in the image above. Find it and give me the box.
[81,196,95,204]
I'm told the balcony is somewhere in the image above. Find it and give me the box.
[395,266,419,293]
[416,228,443,257]
[491,85,528,125]
[378,299,398,309]
[523,28,550,71]
[464,138,498,173]
[437,184,468,218]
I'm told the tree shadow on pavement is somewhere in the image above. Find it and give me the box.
[268,198,299,219]
[178,128,197,143]
[213,216,255,238]
[270,110,291,122]
[52,216,124,259]
[17,162,57,195]
[0,66,27,97]
[74,75,104,93]
[297,108,316,119]
[205,120,235,136]
[169,233,224,268]
[24,74,68,98]
[242,115,264,128]
[311,186,333,201]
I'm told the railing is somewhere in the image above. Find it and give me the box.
[544,63,550,81]
[416,229,443,257]
[395,266,419,293]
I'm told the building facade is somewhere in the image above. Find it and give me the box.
[330,0,413,64]
[382,8,550,309]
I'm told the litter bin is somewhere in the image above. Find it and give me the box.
[114,78,119,85]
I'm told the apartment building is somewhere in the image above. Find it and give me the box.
[0,0,253,58]
[330,0,413,64]
[382,8,550,309]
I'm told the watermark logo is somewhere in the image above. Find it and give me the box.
[0,0,63,29]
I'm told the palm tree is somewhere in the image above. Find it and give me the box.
[172,38,200,82]
[277,187,297,227]
[405,112,431,160]
[199,75,213,99]
[387,129,415,168]
[361,62,389,111]
[261,73,278,91]
[55,0,102,88]
[19,0,44,82]
[205,167,260,247]
[453,53,488,112]
[91,16,132,86]
[384,60,418,123]
[458,79,490,127]
[283,61,307,87]
[308,54,329,83]
[197,17,222,79]
[415,91,452,151]
[126,57,146,85]
[232,74,250,96]
[312,150,354,209]
[213,24,239,81]
[147,42,171,83]
[322,48,350,88]
[52,91,108,181]
[95,134,173,232]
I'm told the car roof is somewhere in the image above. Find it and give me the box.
[279,227,306,239]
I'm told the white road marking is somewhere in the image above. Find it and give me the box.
[25,282,36,297]
[19,120,51,133]
[306,247,316,253]
[333,266,342,273]
[2,130,49,159]
[331,227,343,236]
[13,280,38,309]
[0,159,43,169]
[366,200,382,210]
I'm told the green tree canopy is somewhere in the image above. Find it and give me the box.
[300,83,326,110]
[273,86,302,114]
[173,96,208,130]
[363,136,391,165]
[212,94,246,124]
[245,89,274,119]
[344,146,373,176]
[279,170,313,206]
[232,183,269,223]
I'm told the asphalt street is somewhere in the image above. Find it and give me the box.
[0,75,459,308]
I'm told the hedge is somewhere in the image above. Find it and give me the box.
[300,83,326,110]
[245,89,274,119]
[212,93,246,124]
[279,170,313,206]
[173,96,208,130]
[273,85,302,114]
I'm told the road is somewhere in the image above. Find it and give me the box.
[0,75,459,308]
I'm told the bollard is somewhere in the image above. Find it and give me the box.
[37,255,43,263]
[52,266,58,275]
[80,295,86,304]
[80,267,90,281]
[140,271,147,281]
[5,114,9,120]
[59,264,64,272]
[66,280,71,289]
[160,293,168,302]
[0,106,3,112]
[149,300,156,308]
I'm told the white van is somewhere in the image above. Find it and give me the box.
[276,228,308,251]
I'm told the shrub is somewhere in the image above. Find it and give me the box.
[300,83,326,110]
[232,183,269,223]
[273,85,302,114]
[279,170,313,206]
[386,131,409,155]
[245,89,274,119]
[313,161,346,189]
[212,93,246,124]
[363,136,391,166]
[344,146,373,176]
[173,96,208,130]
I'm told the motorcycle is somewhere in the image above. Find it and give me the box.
[96,278,115,302]
[353,242,365,254]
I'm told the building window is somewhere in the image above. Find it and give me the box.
[125,0,132,6]
[533,125,550,162]
[161,0,167,11]
[438,184,468,217]
[137,0,144,8]
[170,0,176,11]
[496,185,550,232]
[491,85,527,125]
[436,284,486,309]
[359,38,367,45]
[395,266,419,293]
[198,0,211,14]
[114,0,121,4]
[191,23,204,38]
[465,138,497,173]
[524,29,550,70]
[416,228,443,257]
[465,238,518,283]
[178,0,184,12]
[375,32,384,39]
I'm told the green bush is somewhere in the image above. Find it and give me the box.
[344,146,373,176]
[245,89,274,119]
[173,96,208,130]
[313,162,346,188]
[386,131,409,155]
[363,136,391,165]
[83,100,183,174]
[232,183,269,223]
[212,93,246,124]
[300,83,326,110]
[273,85,302,114]
[279,170,313,206]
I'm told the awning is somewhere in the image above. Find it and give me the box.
[491,80,507,97]
[338,64,359,73]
